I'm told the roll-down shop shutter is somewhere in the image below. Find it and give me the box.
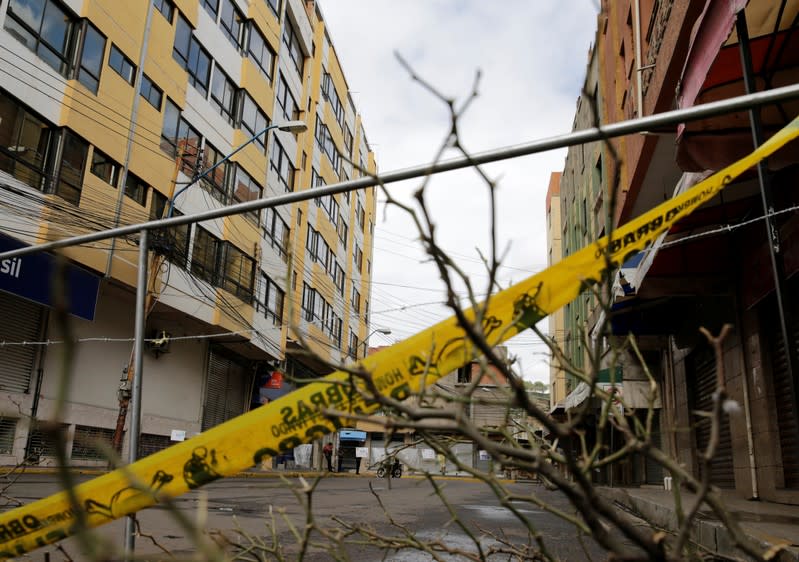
[766,288,799,489]
[688,346,735,488]
[201,347,250,431]
[0,293,43,393]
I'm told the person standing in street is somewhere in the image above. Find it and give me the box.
[323,442,334,472]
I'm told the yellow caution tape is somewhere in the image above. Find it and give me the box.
[1,116,797,557]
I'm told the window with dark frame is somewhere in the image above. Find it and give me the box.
[172,15,211,96]
[191,227,218,286]
[5,0,76,77]
[210,66,237,125]
[160,98,201,175]
[150,190,191,268]
[262,207,289,262]
[220,0,245,49]
[200,0,219,18]
[139,74,163,110]
[123,171,148,206]
[220,242,255,302]
[55,129,88,205]
[77,21,105,94]
[0,90,55,194]
[231,164,262,223]
[281,20,303,75]
[270,139,294,193]
[265,0,280,17]
[239,91,269,150]
[153,0,175,22]
[108,44,135,85]
[199,142,229,203]
[276,73,298,122]
[257,273,284,326]
[90,148,120,186]
[247,23,275,81]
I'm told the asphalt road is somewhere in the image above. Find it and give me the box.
[0,473,624,561]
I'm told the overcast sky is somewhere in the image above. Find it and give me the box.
[320,1,600,383]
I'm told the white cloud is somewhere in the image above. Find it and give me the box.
[321,1,598,382]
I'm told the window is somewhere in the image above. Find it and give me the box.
[123,171,148,205]
[263,207,289,261]
[173,15,211,96]
[220,0,244,49]
[265,0,280,16]
[306,225,319,262]
[55,130,88,205]
[199,142,229,203]
[334,262,344,294]
[457,366,471,384]
[281,20,303,75]
[357,201,365,230]
[160,98,201,174]
[200,0,219,18]
[352,287,360,313]
[0,90,54,193]
[77,22,105,94]
[247,24,275,81]
[239,91,268,149]
[321,72,345,130]
[90,148,120,186]
[353,244,362,271]
[221,242,255,302]
[348,331,359,359]
[336,214,348,244]
[270,139,294,193]
[153,0,175,22]
[5,0,76,76]
[232,164,262,222]
[108,44,135,84]
[191,227,218,286]
[256,273,284,326]
[210,66,237,125]
[150,191,190,267]
[301,282,315,322]
[314,121,340,172]
[276,73,298,122]
[344,125,353,156]
[139,74,163,110]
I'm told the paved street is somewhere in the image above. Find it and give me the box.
[0,473,623,561]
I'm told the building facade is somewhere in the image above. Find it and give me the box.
[545,172,567,408]
[556,0,799,500]
[0,0,377,466]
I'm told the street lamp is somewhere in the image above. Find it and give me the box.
[167,120,308,217]
[362,327,392,357]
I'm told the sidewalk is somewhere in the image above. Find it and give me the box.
[598,486,799,560]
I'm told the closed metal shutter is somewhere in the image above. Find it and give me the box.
[201,347,250,431]
[644,410,663,485]
[688,346,735,489]
[0,293,43,393]
[766,290,799,488]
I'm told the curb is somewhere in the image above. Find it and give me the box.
[598,487,799,561]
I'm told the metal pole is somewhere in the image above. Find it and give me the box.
[105,0,156,276]
[736,14,799,441]
[3,83,799,262]
[124,228,148,556]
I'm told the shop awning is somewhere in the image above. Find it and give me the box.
[676,0,799,172]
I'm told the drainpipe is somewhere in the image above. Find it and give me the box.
[633,0,644,118]
[104,1,156,276]
[738,333,759,500]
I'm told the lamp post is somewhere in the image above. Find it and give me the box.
[167,119,307,216]
[362,327,391,357]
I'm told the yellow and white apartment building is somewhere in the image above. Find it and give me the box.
[0,0,377,465]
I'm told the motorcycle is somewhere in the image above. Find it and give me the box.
[376,458,402,478]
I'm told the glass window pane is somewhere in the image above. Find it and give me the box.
[8,0,46,31]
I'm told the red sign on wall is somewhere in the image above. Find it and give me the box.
[265,371,283,389]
